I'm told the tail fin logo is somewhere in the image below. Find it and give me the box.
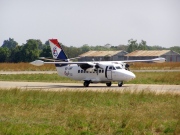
[53,47,58,57]
[49,39,68,60]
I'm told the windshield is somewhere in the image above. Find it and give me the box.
[116,66,121,69]
[109,66,116,70]
[109,65,123,70]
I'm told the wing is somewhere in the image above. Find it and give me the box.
[39,56,82,62]
[120,57,166,63]
[30,60,94,66]
[30,57,166,66]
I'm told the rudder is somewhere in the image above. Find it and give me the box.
[49,39,68,61]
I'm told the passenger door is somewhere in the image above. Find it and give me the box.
[106,66,113,80]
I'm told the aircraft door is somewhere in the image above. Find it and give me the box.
[106,66,113,80]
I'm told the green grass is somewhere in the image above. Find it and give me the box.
[0,72,180,85]
[0,89,179,134]
[127,72,180,85]
[0,73,77,83]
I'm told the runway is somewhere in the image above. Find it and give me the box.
[0,81,180,94]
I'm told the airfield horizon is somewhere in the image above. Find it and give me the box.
[0,62,180,71]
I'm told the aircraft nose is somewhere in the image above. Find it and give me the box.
[123,71,136,81]
[129,72,136,80]
[115,70,136,81]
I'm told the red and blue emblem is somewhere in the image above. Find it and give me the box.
[49,39,68,61]
[53,47,58,57]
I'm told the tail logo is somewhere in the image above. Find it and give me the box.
[49,39,68,60]
[53,47,59,57]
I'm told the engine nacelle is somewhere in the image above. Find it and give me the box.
[86,67,96,72]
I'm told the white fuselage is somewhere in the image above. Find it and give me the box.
[30,39,166,87]
[56,63,136,83]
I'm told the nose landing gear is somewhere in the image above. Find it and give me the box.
[118,81,123,87]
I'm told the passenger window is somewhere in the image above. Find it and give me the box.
[112,67,116,70]
[102,70,104,73]
[81,70,83,73]
[109,66,112,70]
[78,70,80,73]
[99,70,101,73]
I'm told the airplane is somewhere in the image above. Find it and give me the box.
[30,39,166,87]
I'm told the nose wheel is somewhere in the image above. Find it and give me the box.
[118,81,123,87]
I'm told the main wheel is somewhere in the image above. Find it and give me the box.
[118,81,123,87]
[106,82,112,87]
[83,81,90,87]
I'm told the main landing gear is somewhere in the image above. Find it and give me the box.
[106,82,112,87]
[83,81,90,87]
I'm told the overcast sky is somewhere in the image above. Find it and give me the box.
[0,0,180,47]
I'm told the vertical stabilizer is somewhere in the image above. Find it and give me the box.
[49,39,68,61]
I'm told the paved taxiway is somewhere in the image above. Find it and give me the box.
[0,81,179,94]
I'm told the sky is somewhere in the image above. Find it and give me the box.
[0,0,180,48]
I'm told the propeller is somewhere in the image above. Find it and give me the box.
[125,63,130,70]
[124,63,134,71]
[94,63,103,75]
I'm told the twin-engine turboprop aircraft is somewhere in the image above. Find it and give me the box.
[31,39,166,87]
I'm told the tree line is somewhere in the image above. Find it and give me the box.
[0,38,180,63]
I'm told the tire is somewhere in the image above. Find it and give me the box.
[106,82,112,87]
[118,81,123,87]
[84,81,90,87]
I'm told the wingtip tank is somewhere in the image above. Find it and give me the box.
[30,60,44,66]
[152,57,166,63]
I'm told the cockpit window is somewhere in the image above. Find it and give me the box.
[109,66,116,70]
[116,66,121,69]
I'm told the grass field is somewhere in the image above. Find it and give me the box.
[0,72,180,85]
[130,62,180,70]
[0,62,180,71]
[0,63,55,71]
[0,89,179,134]
[0,63,180,134]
